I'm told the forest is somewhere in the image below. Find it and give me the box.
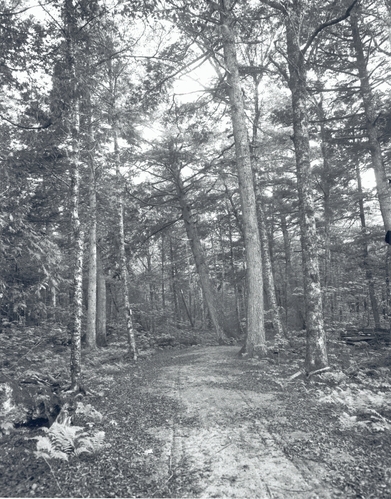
[1,0,391,498]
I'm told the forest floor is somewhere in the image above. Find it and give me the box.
[1,327,391,498]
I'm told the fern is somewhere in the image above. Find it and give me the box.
[45,422,86,455]
[319,387,391,413]
[318,387,391,432]
[75,431,106,456]
[338,412,370,431]
[34,419,105,461]
[34,435,69,461]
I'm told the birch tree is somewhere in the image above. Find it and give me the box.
[63,0,84,389]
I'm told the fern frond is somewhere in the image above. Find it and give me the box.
[34,450,52,460]
[34,435,53,452]
[47,422,86,455]
[34,418,105,461]
[75,431,105,456]
[33,436,69,461]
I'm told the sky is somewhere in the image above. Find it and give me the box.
[15,0,379,196]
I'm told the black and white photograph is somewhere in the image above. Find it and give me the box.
[1,0,391,497]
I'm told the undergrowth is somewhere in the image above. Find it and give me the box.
[34,421,105,461]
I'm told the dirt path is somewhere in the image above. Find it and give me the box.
[143,346,336,499]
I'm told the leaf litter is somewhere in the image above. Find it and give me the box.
[1,328,391,497]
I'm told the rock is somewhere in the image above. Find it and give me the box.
[0,379,30,431]
[0,375,62,432]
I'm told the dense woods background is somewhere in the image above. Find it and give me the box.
[1,0,391,383]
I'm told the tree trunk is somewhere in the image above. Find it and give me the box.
[219,0,266,356]
[285,10,328,373]
[280,211,293,327]
[161,234,166,312]
[86,127,97,349]
[113,126,137,360]
[316,95,333,316]
[169,236,179,325]
[227,207,244,334]
[180,288,195,328]
[350,7,391,232]
[258,202,287,342]
[64,0,84,390]
[355,162,381,328]
[350,5,391,339]
[385,0,391,47]
[218,220,231,331]
[176,174,227,342]
[96,251,107,347]
[147,249,155,334]
[250,69,286,344]
[51,286,57,322]
[70,167,84,389]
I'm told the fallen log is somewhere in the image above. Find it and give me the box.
[344,336,376,345]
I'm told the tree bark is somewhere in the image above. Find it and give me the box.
[161,234,166,312]
[316,95,332,314]
[146,248,156,333]
[227,206,244,334]
[180,288,195,328]
[280,211,293,327]
[64,0,84,390]
[51,286,57,322]
[350,7,391,232]
[113,126,137,360]
[86,123,97,349]
[250,69,286,343]
[70,164,84,388]
[96,250,107,347]
[258,202,287,342]
[350,5,391,339]
[169,235,179,324]
[219,0,266,356]
[285,9,328,373]
[386,0,391,48]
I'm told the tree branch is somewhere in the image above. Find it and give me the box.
[302,0,360,55]
[259,0,287,14]
[141,218,182,244]
[269,54,289,84]
[0,2,53,16]
[148,48,219,93]
[0,114,53,130]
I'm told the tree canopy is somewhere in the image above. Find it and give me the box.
[1,0,391,379]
